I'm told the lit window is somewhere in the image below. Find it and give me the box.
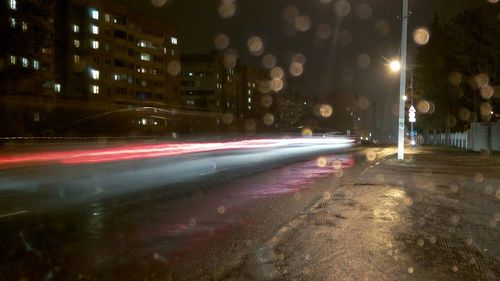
[33,60,39,70]
[54,84,61,93]
[91,40,99,49]
[21,21,28,31]
[21,57,28,68]
[171,37,178,45]
[105,13,111,22]
[140,53,151,61]
[91,9,99,20]
[91,85,99,94]
[74,40,80,48]
[91,24,99,35]
[74,55,80,63]
[10,18,16,28]
[10,55,16,65]
[9,0,16,10]
[90,69,99,80]
[73,24,79,33]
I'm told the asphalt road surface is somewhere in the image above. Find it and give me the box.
[0,144,499,281]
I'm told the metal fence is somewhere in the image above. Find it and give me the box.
[426,122,500,151]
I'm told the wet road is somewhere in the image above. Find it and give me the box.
[1,145,499,281]
[0,138,357,280]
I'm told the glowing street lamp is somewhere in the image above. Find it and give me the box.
[389,60,402,72]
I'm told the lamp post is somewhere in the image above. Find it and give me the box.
[397,0,409,160]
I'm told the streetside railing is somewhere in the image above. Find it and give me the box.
[426,122,499,151]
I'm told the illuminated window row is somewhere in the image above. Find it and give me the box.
[9,55,40,70]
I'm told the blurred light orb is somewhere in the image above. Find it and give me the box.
[294,15,311,32]
[317,157,327,168]
[448,72,462,86]
[167,60,181,76]
[247,36,264,56]
[334,169,344,178]
[217,205,226,214]
[244,119,257,131]
[480,85,494,99]
[389,60,401,72]
[270,67,285,80]
[320,104,333,118]
[474,73,489,88]
[316,24,332,40]
[289,62,304,77]
[428,101,436,114]
[339,30,352,46]
[292,53,307,65]
[366,151,376,161]
[417,100,430,113]
[334,0,351,17]
[480,103,493,121]
[375,20,390,36]
[151,0,168,7]
[222,112,234,124]
[271,79,284,92]
[323,191,332,200]
[223,49,238,69]
[219,0,236,18]
[457,108,471,122]
[447,115,457,128]
[355,4,372,20]
[283,6,300,23]
[474,172,484,183]
[262,54,277,69]
[260,94,273,107]
[357,53,371,69]
[413,28,430,45]
[302,128,313,136]
[357,96,370,110]
[258,79,272,93]
[262,113,275,126]
[214,33,230,50]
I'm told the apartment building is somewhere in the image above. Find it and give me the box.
[0,0,58,135]
[1,0,182,136]
[55,0,180,108]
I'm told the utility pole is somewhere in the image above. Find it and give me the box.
[397,0,409,160]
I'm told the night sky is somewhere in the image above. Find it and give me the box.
[124,0,482,134]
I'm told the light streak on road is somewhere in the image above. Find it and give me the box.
[0,137,354,168]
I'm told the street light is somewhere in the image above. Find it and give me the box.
[389,60,402,72]
[395,0,409,160]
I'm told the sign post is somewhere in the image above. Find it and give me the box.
[409,105,416,145]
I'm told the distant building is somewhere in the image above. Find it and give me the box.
[1,0,182,136]
[55,0,180,106]
[180,52,247,132]
[0,0,58,135]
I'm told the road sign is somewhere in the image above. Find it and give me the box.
[409,105,416,123]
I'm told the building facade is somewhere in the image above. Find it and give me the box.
[1,0,182,136]
[1,0,58,135]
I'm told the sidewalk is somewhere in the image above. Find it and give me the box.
[237,146,500,280]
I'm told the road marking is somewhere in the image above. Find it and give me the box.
[0,210,28,219]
